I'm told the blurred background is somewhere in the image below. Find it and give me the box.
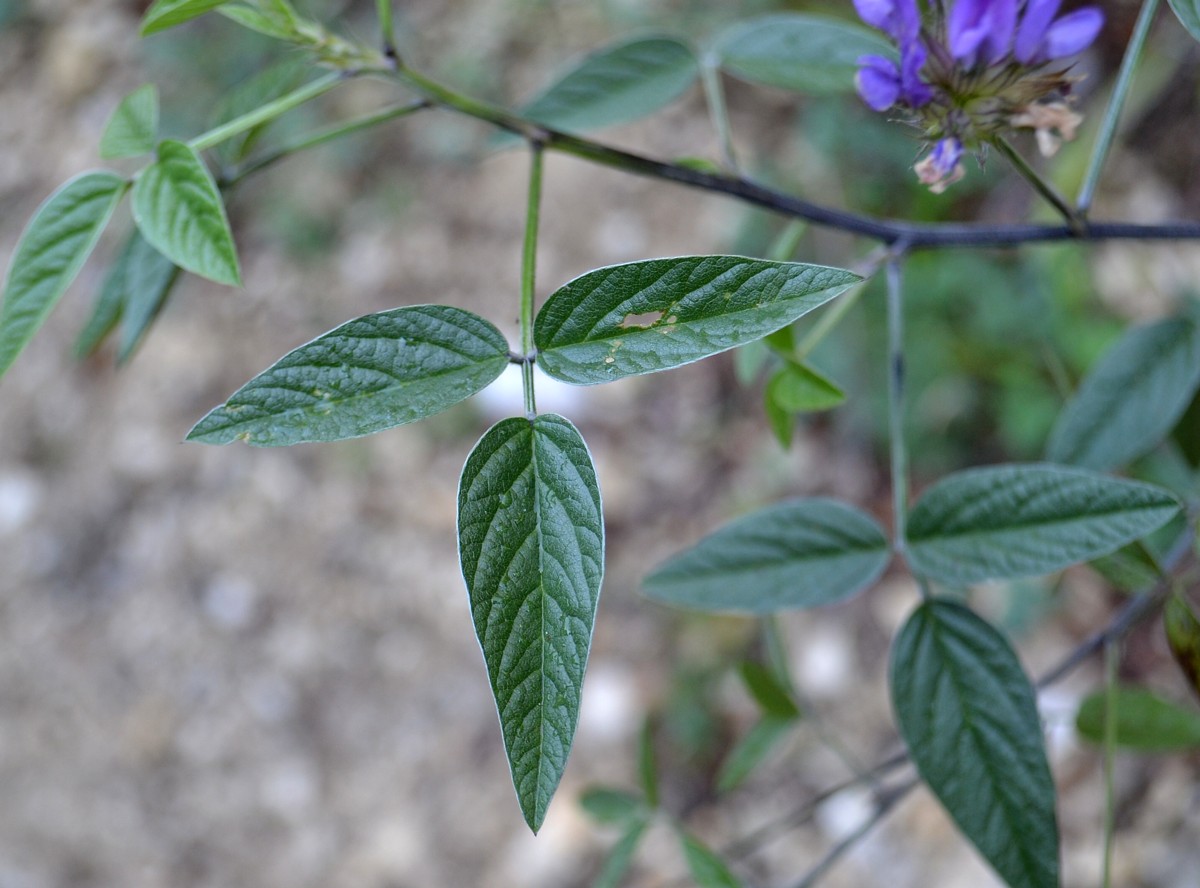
[1,0,1199,886]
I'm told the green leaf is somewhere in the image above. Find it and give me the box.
[1076,687,1200,750]
[99,84,159,159]
[208,59,305,166]
[891,600,1058,888]
[506,37,698,140]
[713,14,894,95]
[643,498,889,614]
[767,360,845,412]
[141,0,234,35]
[1046,318,1200,471]
[593,816,649,888]
[679,832,743,888]
[1165,593,1200,701]
[458,414,604,832]
[580,788,643,825]
[738,661,800,719]
[217,1,302,40]
[716,716,793,792]
[1088,543,1162,592]
[535,257,859,385]
[764,387,794,449]
[0,171,127,378]
[188,305,509,446]
[133,140,241,286]
[1168,0,1200,42]
[905,464,1181,586]
[638,718,659,808]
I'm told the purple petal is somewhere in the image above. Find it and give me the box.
[1014,0,1061,63]
[978,0,1017,65]
[853,0,895,31]
[899,43,933,106]
[1042,8,1104,60]
[931,138,964,174]
[947,0,989,60]
[856,55,902,111]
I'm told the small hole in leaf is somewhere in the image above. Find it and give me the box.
[619,310,665,329]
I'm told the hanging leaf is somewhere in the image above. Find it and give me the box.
[1165,593,1200,701]
[1046,318,1200,471]
[643,498,889,613]
[0,171,127,378]
[1076,687,1200,750]
[458,414,604,832]
[188,305,509,446]
[713,14,893,95]
[99,84,160,159]
[716,716,793,792]
[738,660,800,719]
[141,0,234,35]
[535,256,859,385]
[679,832,743,888]
[891,600,1058,888]
[905,464,1181,585]
[1168,0,1200,43]
[133,140,241,286]
[498,37,698,145]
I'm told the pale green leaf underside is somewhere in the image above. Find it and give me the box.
[905,464,1180,585]
[535,256,859,385]
[1168,0,1200,42]
[502,36,698,143]
[713,13,894,94]
[99,84,160,159]
[892,600,1058,888]
[141,0,234,35]
[1047,318,1200,471]
[188,305,509,446]
[0,171,126,378]
[643,498,888,613]
[458,414,604,832]
[767,360,845,412]
[133,140,241,286]
[1076,687,1200,750]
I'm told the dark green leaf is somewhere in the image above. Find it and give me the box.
[188,305,509,446]
[638,718,659,809]
[1168,0,1200,42]
[1047,318,1200,471]
[905,464,1181,585]
[0,171,126,377]
[458,414,604,832]
[767,360,845,412]
[1165,594,1200,701]
[133,140,241,286]
[99,84,159,159]
[713,14,894,95]
[535,256,859,385]
[643,498,889,613]
[506,37,697,140]
[679,832,742,888]
[891,600,1058,888]
[141,0,234,35]
[738,661,799,719]
[593,817,649,888]
[580,788,643,825]
[1076,687,1200,750]
[716,716,793,792]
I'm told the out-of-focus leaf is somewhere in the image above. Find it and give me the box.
[593,816,649,888]
[638,718,659,809]
[892,600,1058,888]
[643,498,889,613]
[535,256,859,385]
[1168,0,1200,42]
[99,84,159,159]
[1047,318,1200,471]
[905,464,1181,585]
[1076,686,1200,749]
[738,661,799,719]
[679,832,743,888]
[580,788,644,826]
[208,59,305,166]
[1165,594,1200,701]
[1088,543,1162,592]
[141,0,233,35]
[713,14,893,95]
[767,360,845,412]
[716,716,793,792]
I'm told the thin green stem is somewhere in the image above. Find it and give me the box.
[1102,639,1119,888]
[701,55,738,173]
[189,72,346,153]
[225,100,430,184]
[521,144,545,419]
[993,136,1082,230]
[886,256,910,562]
[1078,0,1161,215]
[376,0,397,59]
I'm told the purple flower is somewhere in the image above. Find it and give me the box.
[856,44,933,110]
[947,0,1018,66]
[914,137,965,193]
[853,0,921,41]
[1015,0,1104,64]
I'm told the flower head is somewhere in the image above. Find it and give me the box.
[852,0,1104,191]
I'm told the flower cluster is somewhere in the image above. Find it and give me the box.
[853,0,1104,192]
